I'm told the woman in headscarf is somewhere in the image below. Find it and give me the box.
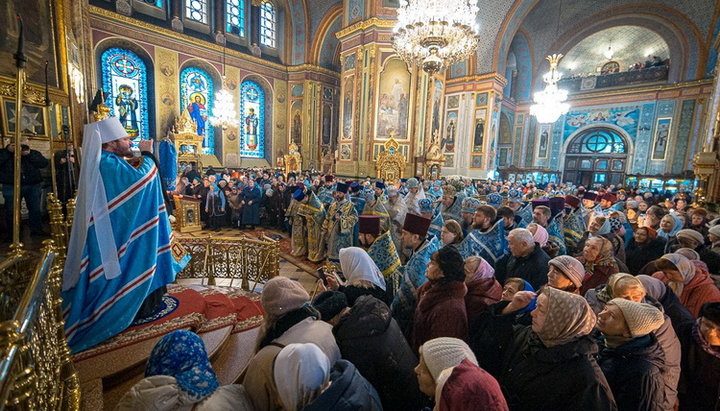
[606,217,627,265]
[479,287,615,411]
[412,245,469,352]
[527,223,548,248]
[652,253,720,317]
[626,227,667,274]
[658,214,682,251]
[273,343,382,411]
[324,247,389,306]
[546,255,585,294]
[577,236,620,295]
[242,277,340,411]
[116,330,253,410]
[464,256,502,339]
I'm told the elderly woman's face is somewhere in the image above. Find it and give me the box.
[660,216,675,232]
[426,256,444,280]
[501,282,520,301]
[547,265,574,289]
[414,354,436,397]
[613,281,645,303]
[531,294,548,334]
[662,269,684,283]
[700,317,720,346]
[463,258,481,281]
[583,238,604,261]
[589,218,604,233]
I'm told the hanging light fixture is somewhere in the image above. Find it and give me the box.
[392,0,480,74]
[209,42,239,130]
[530,54,570,124]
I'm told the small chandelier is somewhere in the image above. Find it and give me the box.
[209,43,238,130]
[392,0,480,74]
[530,54,570,124]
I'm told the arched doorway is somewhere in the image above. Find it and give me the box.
[563,127,628,186]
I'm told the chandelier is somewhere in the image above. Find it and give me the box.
[530,54,570,124]
[209,43,239,130]
[392,0,480,74]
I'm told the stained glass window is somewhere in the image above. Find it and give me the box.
[239,80,265,158]
[180,67,214,154]
[226,0,245,36]
[567,129,626,154]
[185,0,208,23]
[101,48,150,142]
[259,1,276,48]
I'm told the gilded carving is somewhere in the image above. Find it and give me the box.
[161,64,174,77]
[376,137,406,183]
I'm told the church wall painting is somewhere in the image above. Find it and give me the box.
[476,93,488,107]
[340,143,351,160]
[429,78,444,141]
[470,155,483,169]
[671,99,696,174]
[473,108,487,153]
[342,76,355,140]
[376,58,411,140]
[443,111,458,153]
[180,66,214,153]
[563,107,640,142]
[651,117,672,160]
[291,100,302,146]
[239,80,265,158]
[321,102,333,147]
[101,47,150,141]
[537,125,551,159]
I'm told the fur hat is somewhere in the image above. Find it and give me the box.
[583,191,598,201]
[608,298,664,337]
[261,277,310,318]
[548,255,585,289]
[420,337,478,381]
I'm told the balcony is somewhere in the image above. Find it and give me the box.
[558,66,669,93]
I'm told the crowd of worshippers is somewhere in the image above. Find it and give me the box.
[123,170,720,410]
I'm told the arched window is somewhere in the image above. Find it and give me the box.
[100,47,150,142]
[239,80,265,158]
[185,0,208,23]
[259,1,276,48]
[567,129,626,154]
[226,0,245,36]
[180,67,215,154]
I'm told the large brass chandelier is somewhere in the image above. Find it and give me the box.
[392,0,480,74]
[530,54,570,124]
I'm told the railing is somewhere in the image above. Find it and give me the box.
[558,65,669,93]
[176,235,280,291]
[0,241,80,410]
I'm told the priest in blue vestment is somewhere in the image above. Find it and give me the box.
[63,118,190,353]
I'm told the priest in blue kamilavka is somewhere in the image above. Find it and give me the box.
[458,205,508,267]
[373,180,389,204]
[63,117,190,353]
[391,213,440,338]
[322,182,358,264]
[360,215,402,301]
[419,199,443,241]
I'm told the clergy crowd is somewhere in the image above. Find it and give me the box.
[115,164,720,411]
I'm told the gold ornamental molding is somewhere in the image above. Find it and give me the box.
[446,73,508,87]
[287,64,341,79]
[564,78,714,101]
[335,17,396,40]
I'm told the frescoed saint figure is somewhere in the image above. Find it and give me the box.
[187,94,207,136]
[115,84,139,136]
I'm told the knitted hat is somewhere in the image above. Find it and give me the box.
[583,191,598,201]
[292,189,305,202]
[626,200,639,209]
[435,245,465,283]
[420,337,478,381]
[548,255,585,289]
[403,213,432,237]
[312,291,348,321]
[261,277,310,318]
[608,217,622,233]
[608,298,664,337]
[419,199,435,213]
[676,229,704,246]
[564,195,580,209]
[335,182,349,193]
[358,215,380,236]
[407,178,420,189]
[709,225,720,238]
[462,197,481,214]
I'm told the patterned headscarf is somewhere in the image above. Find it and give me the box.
[583,236,617,274]
[145,330,219,400]
[535,287,597,348]
[608,217,622,233]
[596,273,643,305]
[660,253,696,297]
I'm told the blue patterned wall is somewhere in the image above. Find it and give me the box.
[563,107,640,142]
[671,100,696,174]
[508,33,532,101]
[289,0,307,65]
[631,103,657,174]
[448,61,468,79]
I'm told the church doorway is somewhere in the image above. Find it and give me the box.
[562,127,628,187]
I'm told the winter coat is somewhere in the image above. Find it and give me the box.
[0,147,48,185]
[654,284,695,334]
[479,304,616,411]
[303,360,383,411]
[597,334,666,411]
[241,185,262,225]
[465,277,502,340]
[626,237,667,274]
[412,280,468,352]
[435,359,509,411]
[242,317,341,411]
[676,319,720,411]
[338,284,390,307]
[333,295,424,411]
[653,263,720,317]
[579,263,619,296]
[494,244,551,290]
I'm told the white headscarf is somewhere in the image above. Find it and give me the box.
[64,118,127,291]
[339,247,386,291]
[274,343,331,411]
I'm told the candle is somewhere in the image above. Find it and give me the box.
[14,14,26,69]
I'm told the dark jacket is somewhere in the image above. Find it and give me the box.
[479,303,616,411]
[303,359,383,411]
[333,296,423,411]
[598,334,666,411]
[494,244,551,290]
[655,284,695,335]
[465,277,502,340]
[0,147,48,185]
[412,279,468,352]
[339,284,390,307]
[626,237,667,274]
[676,319,720,411]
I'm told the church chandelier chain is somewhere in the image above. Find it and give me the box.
[530,54,570,124]
[209,43,239,130]
[392,0,480,74]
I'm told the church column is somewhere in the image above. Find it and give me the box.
[700,47,720,203]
